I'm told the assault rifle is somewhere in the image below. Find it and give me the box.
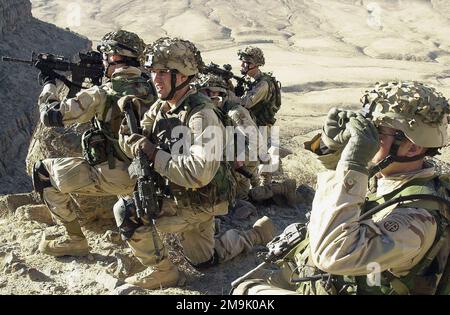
[230,223,307,290]
[123,100,162,262]
[202,62,249,97]
[1,51,104,98]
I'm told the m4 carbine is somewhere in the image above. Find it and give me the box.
[2,51,104,98]
[123,99,163,262]
[230,223,307,290]
[202,62,249,97]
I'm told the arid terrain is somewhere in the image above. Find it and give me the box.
[1,0,450,295]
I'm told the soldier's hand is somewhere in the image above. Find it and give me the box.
[127,134,157,161]
[322,108,357,150]
[119,118,131,136]
[38,68,57,86]
[339,114,379,174]
[234,84,245,97]
[118,95,142,113]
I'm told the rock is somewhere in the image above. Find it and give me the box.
[15,204,55,225]
[0,0,92,195]
[102,230,124,245]
[279,146,293,158]
[27,268,53,282]
[0,279,7,288]
[0,193,40,217]
[1,251,19,270]
[95,271,121,291]
[51,285,66,294]
[111,283,144,295]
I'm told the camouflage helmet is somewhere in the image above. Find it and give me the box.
[362,81,449,148]
[97,30,146,61]
[144,37,203,76]
[197,73,228,94]
[238,46,265,66]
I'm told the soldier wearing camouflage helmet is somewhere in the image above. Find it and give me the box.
[229,46,282,187]
[116,37,276,290]
[233,81,450,295]
[198,74,300,217]
[34,30,156,258]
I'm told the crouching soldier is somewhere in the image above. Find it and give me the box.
[34,30,155,257]
[116,37,276,290]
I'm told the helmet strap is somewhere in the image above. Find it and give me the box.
[240,61,257,76]
[162,71,194,101]
[368,130,426,177]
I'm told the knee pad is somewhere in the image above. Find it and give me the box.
[32,160,52,199]
[113,198,142,240]
[40,102,64,127]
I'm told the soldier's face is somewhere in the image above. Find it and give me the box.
[372,126,425,175]
[150,68,190,100]
[150,69,172,98]
[372,126,396,164]
[206,90,224,108]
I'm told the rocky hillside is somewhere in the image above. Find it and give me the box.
[0,0,91,194]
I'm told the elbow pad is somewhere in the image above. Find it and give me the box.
[40,102,64,127]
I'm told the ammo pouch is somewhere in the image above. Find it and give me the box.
[81,128,111,166]
[170,162,237,210]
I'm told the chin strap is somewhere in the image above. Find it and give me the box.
[240,64,257,76]
[368,130,428,178]
[162,71,194,101]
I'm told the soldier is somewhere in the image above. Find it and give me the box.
[230,46,282,186]
[233,81,450,295]
[33,30,156,257]
[117,37,276,290]
[197,73,260,201]
[197,73,300,216]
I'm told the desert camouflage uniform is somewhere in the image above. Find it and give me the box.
[197,73,260,201]
[233,81,450,295]
[230,46,280,186]
[118,38,276,282]
[38,66,153,223]
[35,31,155,257]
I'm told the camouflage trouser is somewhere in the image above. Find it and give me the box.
[232,268,299,295]
[41,157,135,223]
[127,199,256,267]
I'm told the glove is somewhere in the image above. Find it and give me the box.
[38,68,57,86]
[339,114,380,174]
[234,84,245,97]
[117,95,136,112]
[126,133,157,161]
[322,107,357,151]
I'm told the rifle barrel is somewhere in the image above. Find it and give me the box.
[1,56,33,65]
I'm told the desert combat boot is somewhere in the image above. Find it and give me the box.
[39,220,90,257]
[245,216,276,246]
[124,258,182,290]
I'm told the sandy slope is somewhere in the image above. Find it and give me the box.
[1,0,450,295]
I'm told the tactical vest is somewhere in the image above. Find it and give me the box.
[82,73,156,169]
[246,73,281,126]
[150,92,236,210]
[283,175,450,295]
